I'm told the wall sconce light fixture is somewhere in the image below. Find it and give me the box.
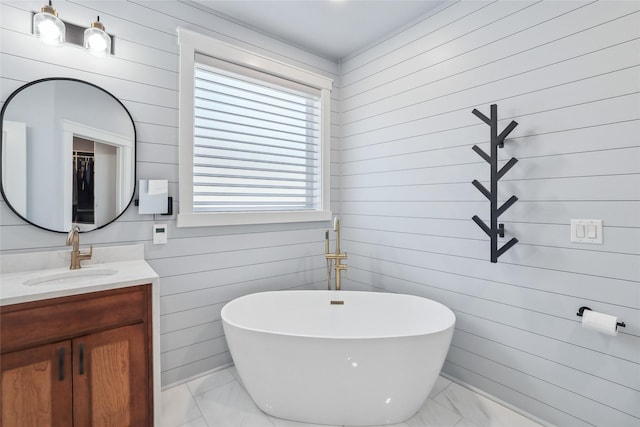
[33,0,65,46]
[84,16,111,57]
[32,5,114,56]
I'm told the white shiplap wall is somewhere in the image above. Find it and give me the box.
[0,0,340,385]
[339,1,640,426]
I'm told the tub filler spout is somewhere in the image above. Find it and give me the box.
[325,217,347,290]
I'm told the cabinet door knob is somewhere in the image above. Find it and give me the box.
[79,343,85,375]
[58,347,65,381]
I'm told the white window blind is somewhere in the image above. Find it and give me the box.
[193,56,322,213]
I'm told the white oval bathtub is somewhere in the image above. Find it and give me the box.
[221,290,455,426]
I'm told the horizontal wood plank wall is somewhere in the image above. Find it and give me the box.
[0,0,340,385]
[338,1,640,426]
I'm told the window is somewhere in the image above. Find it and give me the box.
[177,29,332,227]
[193,57,320,212]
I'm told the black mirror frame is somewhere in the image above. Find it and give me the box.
[0,77,137,233]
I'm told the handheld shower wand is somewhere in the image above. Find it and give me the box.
[333,217,341,254]
[325,230,332,290]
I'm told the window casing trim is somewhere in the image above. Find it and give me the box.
[177,28,332,227]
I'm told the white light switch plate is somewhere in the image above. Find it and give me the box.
[570,219,602,244]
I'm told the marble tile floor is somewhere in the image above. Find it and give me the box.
[161,366,544,427]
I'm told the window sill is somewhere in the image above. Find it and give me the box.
[176,210,332,227]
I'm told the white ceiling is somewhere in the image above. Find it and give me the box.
[192,0,446,61]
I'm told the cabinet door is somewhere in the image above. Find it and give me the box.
[1,341,73,427]
[73,324,149,427]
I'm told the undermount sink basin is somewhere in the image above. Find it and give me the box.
[23,268,118,286]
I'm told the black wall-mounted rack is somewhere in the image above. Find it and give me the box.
[471,104,519,263]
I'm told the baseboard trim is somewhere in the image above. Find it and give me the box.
[439,372,556,427]
[161,362,234,391]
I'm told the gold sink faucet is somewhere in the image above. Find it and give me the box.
[325,217,348,290]
[66,225,92,270]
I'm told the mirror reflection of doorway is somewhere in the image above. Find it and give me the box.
[73,138,95,224]
[64,120,132,231]
[72,137,118,227]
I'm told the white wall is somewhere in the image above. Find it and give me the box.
[0,0,340,385]
[339,1,639,426]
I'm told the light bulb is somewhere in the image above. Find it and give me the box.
[87,32,107,52]
[83,17,111,57]
[38,19,61,40]
[33,2,65,46]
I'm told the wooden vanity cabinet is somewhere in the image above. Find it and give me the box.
[0,285,153,427]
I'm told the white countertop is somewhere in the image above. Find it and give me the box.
[0,244,159,306]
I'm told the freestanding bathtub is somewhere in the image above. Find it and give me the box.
[221,290,456,426]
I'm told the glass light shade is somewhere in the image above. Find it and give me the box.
[33,5,65,46]
[84,22,111,57]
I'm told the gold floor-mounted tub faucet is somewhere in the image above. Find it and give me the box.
[325,217,348,290]
[66,225,92,269]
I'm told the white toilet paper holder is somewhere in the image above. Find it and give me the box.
[577,306,625,330]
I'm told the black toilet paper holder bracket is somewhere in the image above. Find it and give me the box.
[576,306,625,329]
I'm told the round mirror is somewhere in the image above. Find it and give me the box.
[1,78,136,232]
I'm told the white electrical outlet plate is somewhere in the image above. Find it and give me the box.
[570,219,602,244]
[153,224,168,245]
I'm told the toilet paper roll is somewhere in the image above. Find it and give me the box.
[582,309,619,336]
